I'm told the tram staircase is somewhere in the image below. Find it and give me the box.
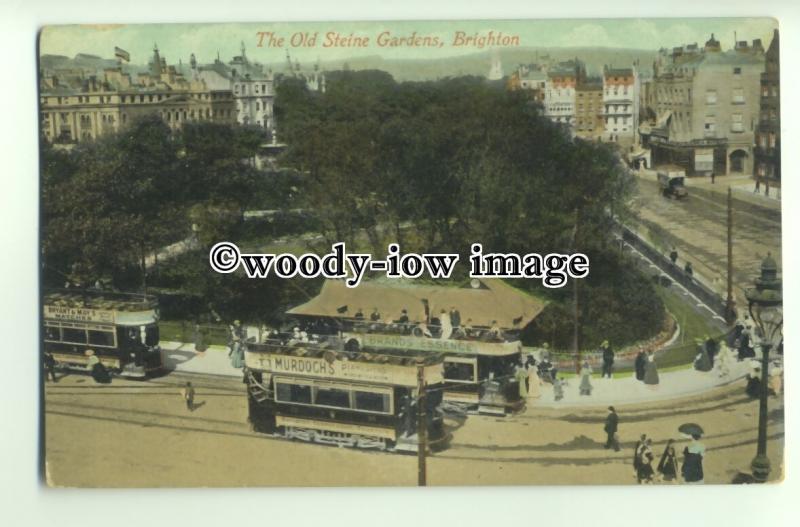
[246,369,270,403]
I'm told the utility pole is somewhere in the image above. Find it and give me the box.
[416,359,427,487]
[725,187,737,325]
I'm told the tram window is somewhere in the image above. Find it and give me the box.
[44,326,61,341]
[88,330,115,348]
[314,387,351,409]
[61,328,87,344]
[444,361,476,382]
[354,391,390,413]
[275,382,312,404]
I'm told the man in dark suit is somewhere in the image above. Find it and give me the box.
[604,406,620,451]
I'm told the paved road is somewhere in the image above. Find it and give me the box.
[633,176,782,308]
[44,370,783,486]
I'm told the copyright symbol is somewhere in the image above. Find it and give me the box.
[209,242,240,273]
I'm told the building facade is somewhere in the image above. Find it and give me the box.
[543,60,586,130]
[575,81,604,140]
[754,29,780,183]
[602,66,639,146]
[40,46,236,144]
[642,34,765,176]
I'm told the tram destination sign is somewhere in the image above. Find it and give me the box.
[245,351,443,387]
[44,305,116,324]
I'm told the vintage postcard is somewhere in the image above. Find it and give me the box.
[38,18,783,487]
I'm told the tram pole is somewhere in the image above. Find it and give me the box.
[416,358,427,487]
[725,187,737,325]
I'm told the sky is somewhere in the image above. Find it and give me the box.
[39,18,778,66]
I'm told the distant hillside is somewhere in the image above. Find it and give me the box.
[265,47,659,81]
[39,46,658,81]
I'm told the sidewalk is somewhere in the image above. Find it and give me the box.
[529,359,751,408]
[160,340,753,408]
[160,341,242,377]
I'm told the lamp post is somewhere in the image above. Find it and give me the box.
[744,252,782,483]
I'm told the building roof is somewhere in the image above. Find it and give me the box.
[287,278,547,329]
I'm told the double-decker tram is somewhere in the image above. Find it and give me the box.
[244,340,448,452]
[284,278,546,416]
[43,289,162,378]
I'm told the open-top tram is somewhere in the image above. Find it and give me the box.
[244,340,448,452]
[284,278,547,416]
[43,289,162,378]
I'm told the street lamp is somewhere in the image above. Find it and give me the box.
[744,252,783,483]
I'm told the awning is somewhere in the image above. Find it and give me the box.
[287,278,547,330]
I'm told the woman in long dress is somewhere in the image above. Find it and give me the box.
[637,439,655,484]
[579,361,593,396]
[657,439,679,482]
[643,352,659,387]
[527,365,542,400]
[514,365,528,399]
[681,435,706,484]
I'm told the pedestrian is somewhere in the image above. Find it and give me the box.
[579,361,593,395]
[44,351,58,383]
[229,320,245,369]
[710,171,715,184]
[694,339,713,372]
[527,361,542,400]
[657,439,679,482]
[633,434,647,476]
[354,308,364,320]
[681,434,706,484]
[754,176,761,194]
[85,349,111,384]
[637,438,655,484]
[449,306,461,330]
[553,377,565,401]
[684,261,693,279]
[181,381,196,412]
[634,349,646,381]
[745,365,762,399]
[704,336,719,367]
[604,406,620,451]
[600,340,614,378]
[370,307,381,322]
[669,247,678,266]
[193,323,207,352]
[715,343,733,378]
[514,364,528,399]
[644,352,659,387]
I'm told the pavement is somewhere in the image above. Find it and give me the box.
[528,358,751,409]
[160,341,243,378]
[160,340,754,408]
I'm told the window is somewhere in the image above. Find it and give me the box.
[769,133,776,148]
[731,113,743,132]
[62,327,87,344]
[706,90,717,104]
[44,325,60,341]
[444,360,476,382]
[314,387,350,408]
[88,330,115,348]
[276,382,312,404]
[353,391,391,413]
[732,88,745,104]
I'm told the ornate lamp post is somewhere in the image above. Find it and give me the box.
[744,253,783,483]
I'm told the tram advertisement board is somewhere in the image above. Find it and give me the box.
[43,305,116,324]
[245,351,443,387]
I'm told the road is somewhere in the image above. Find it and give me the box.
[633,176,782,308]
[44,370,784,487]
